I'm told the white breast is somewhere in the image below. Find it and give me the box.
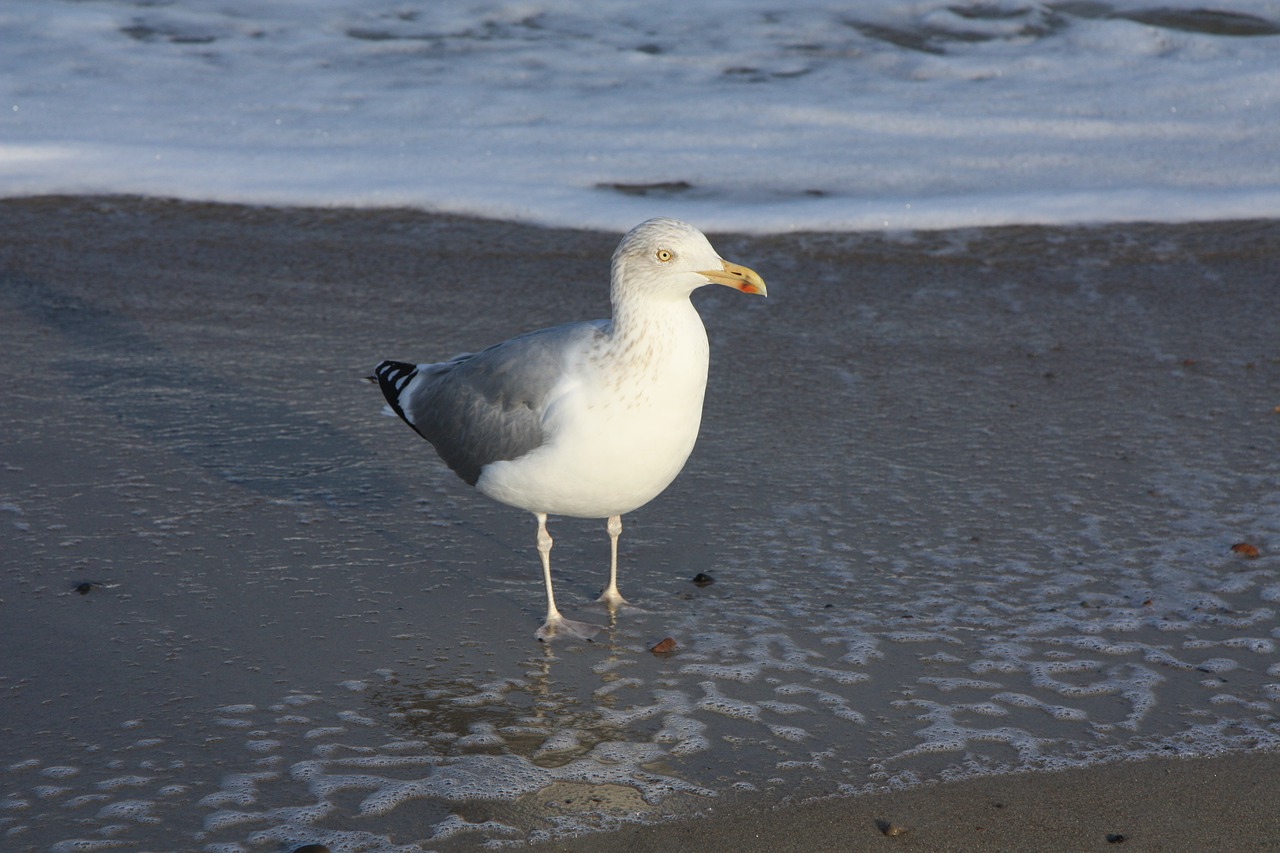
[476,301,711,518]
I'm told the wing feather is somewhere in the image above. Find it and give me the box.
[400,320,606,485]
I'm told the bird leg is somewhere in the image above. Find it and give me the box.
[533,513,602,642]
[596,514,630,609]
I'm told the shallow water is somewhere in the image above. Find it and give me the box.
[1,199,1277,851]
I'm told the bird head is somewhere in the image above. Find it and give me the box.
[611,217,767,302]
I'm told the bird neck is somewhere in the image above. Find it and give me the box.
[609,288,700,346]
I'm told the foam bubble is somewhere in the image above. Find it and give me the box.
[456,723,504,749]
[215,718,253,729]
[63,794,112,810]
[203,809,268,832]
[95,776,152,791]
[198,772,277,809]
[34,785,70,799]
[429,813,520,841]
[696,682,761,721]
[303,727,346,740]
[49,841,132,853]
[94,799,158,824]
[40,766,81,779]
[680,663,761,683]
[1196,658,1240,673]
[245,740,280,754]
[356,756,552,815]
[593,677,643,698]
[767,725,809,742]
[536,731,581,754]
[919,676,1003,692]
[1224,637,1275,654]
[758,700,807,714]
[128,738,164,749]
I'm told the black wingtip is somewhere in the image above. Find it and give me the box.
[374,360,418,425]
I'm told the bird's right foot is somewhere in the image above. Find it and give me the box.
[596,587,630,610]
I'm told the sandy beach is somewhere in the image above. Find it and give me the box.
[1,197,1277,851]
[525,750,1280,852]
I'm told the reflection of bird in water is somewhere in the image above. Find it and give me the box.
[374,218,766,640]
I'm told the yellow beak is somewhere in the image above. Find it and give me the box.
[698,260,767,296]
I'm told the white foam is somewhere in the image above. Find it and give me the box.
[34,785,71,799]
[48,841,132,853]
[62,794,113,810]
[429,813,521,842]
[774,685,867,725]
[198,772,278,809]
[356,757,551,814]
[658,714,709,756]
[303,727,347,740]
[94,799,159,824]
[535,731,581,754]
[696,682,761,721]
[919,676,1003,692]
[992,693,1089,722]
[94,776,152,791]
[39,766,81,779]
[1196,658,1241,673]
[4,0,1279,231]
[214,718,253,729]
[245,739,281,754]
[767,725,810,742]
[203,808,270,832]
[127,738,164,749]
[455,722,505,749]
[1224,637,1275,653]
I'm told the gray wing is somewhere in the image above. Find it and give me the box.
[388,320,607,486]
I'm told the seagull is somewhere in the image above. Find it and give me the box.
[374,218,766,640]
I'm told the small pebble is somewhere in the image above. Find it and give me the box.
[650,637,677,654]
[1230,542,1260,558]
[878,820,907,837]
[292,845,332,853]
[691,572,715,587]
[1106,833,1126,844]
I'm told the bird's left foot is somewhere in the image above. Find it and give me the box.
[535,615,603,642]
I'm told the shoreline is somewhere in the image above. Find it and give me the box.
[523,750,1280,852]
[6,190,1280,235]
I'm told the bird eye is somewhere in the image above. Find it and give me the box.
[656,248,673,262]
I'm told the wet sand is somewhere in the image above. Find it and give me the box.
[525,750,1280,851]
[1,197,1277,850]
